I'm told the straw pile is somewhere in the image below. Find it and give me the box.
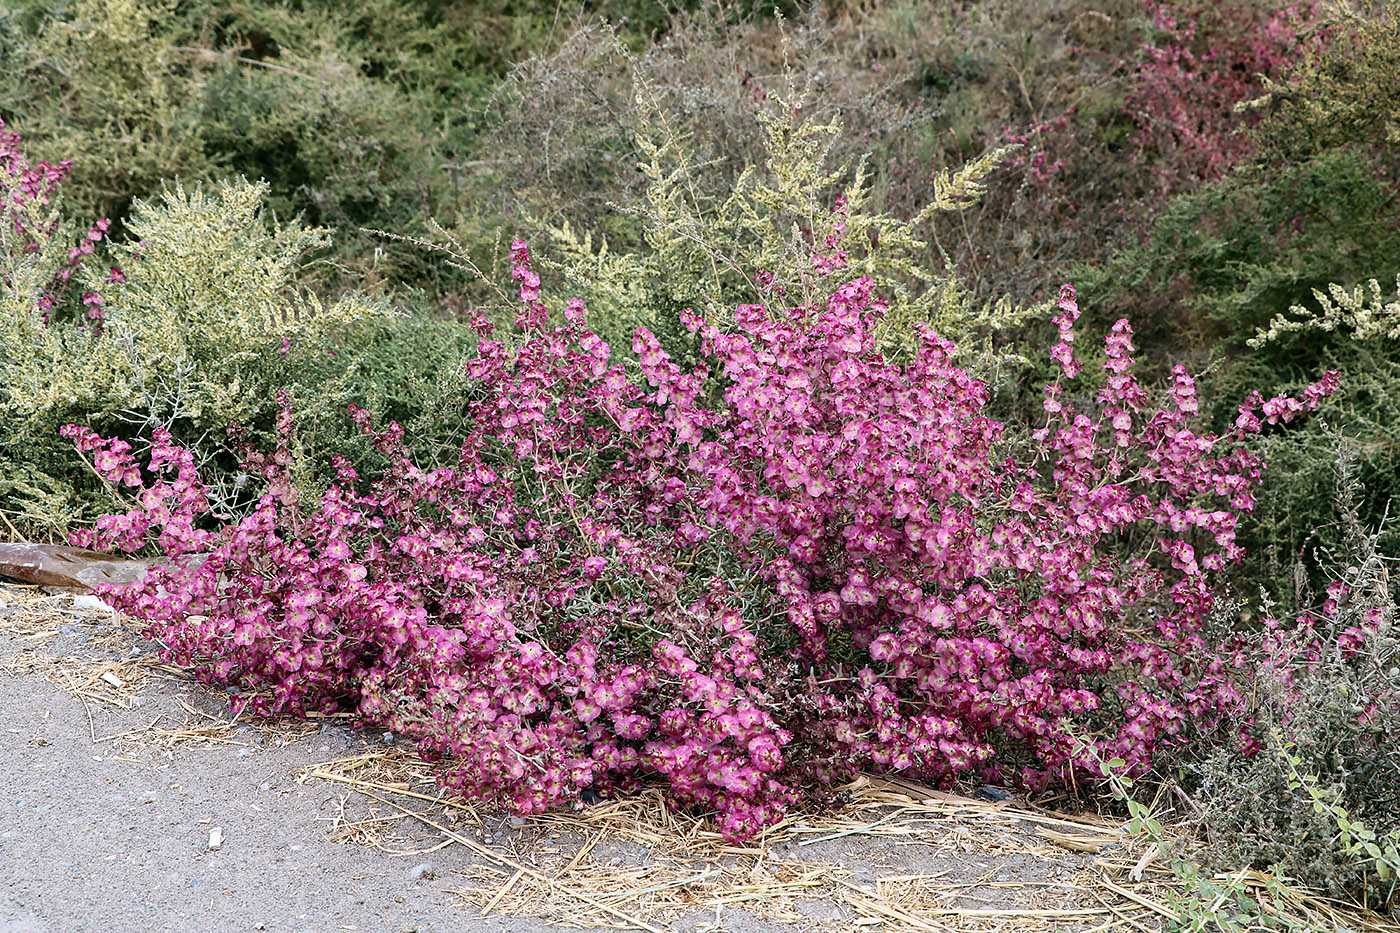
[300,751,1396,933]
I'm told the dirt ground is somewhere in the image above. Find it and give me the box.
[0,584,1185,933]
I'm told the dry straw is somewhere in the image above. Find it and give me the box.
[302,750,1376,933]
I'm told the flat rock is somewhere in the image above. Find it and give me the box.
[0,543,151,591]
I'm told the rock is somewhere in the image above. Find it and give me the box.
[381,731,396,745]
[974,785,1013,802]
[406,863,434,881]
[71,593,114,613]
[0,543,153,591]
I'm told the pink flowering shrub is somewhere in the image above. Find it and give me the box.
[67,239,1337,838]
[999,114,1073,191]
[1128,0,1324,196]
[0,118,118,327]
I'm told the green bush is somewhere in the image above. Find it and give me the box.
[0,171,474,537]
[1081,148,1400,359]
[0,0,691,293]
[1249,0,1400,162]
[1188,460,1400,910]
[536,94,1040,367]
[0,0,210,226]
[1079,145,1400,594]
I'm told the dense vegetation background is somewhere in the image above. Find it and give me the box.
[5,0,1400,920]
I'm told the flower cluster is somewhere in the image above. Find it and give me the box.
[71,240,1335,838]
[1,119,118,325]
[1129,1,1324,195]
[1000,113,1072,188]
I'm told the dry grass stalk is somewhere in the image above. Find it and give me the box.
[302,751,1146,931]
[300,746,1400,933]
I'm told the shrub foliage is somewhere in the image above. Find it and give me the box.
[0,119,472,537]
[69,237,1334,839]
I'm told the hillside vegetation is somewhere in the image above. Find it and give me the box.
[5,0,1400,920]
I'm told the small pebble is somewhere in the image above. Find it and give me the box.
[382,732,396,745]
[974,785,1013,802]
[507,815,526,827]
[407,863,434,881]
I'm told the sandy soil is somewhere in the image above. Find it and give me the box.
[0,585,1131,933]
